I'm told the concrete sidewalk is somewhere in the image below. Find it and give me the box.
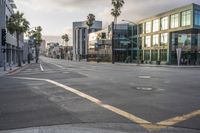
[0,63,30,76]
[114,63,200,68]
[88,61,200,68]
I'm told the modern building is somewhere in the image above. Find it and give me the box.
[88,23,137,63]
[73,21,102,61]
[88,28,112,62]
[139,3,200,65]
[0,0,26,69]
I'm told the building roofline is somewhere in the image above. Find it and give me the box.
[138,3,199,23]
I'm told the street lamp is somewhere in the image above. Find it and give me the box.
[122,19,140,65]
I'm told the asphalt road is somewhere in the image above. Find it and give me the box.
[0,56,200,133]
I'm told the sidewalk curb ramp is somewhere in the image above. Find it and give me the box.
[7,64,31,75]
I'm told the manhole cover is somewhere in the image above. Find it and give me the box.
[138,76,151,79]
[136,87,153,91]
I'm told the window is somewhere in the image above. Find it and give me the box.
[161,33,168,45]
[145,22,151,33]
[145,36,151,47]
[151,50,158,61]
[153,34,159,46]
[161,17,168,30]
[171,14,179,28]
[181,10,191,26]
[160,49,167,61]
[195,10,200,26]
[153,19,159,32]
[144,50,150,60]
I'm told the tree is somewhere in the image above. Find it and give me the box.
[110,0,125,64]
[111,0,125,24]
[85,13,96,61]
[86,13,95,33]
[61,34,69,59]
[7,11,30,67]
[61,34,69,46]
[29,26,43,63]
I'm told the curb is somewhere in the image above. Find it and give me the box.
[7,64,31,76]
[116,64,200,68]
[85,61,200,68]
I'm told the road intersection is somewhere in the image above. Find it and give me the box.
[0,56,200,132]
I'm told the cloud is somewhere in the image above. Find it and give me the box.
[15,0,200,40]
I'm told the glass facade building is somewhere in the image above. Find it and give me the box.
[87,23,137,63]
[138,3,200,65]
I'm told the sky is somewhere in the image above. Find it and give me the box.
[15,0,200,45]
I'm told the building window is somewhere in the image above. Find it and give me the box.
[145,36,151,47]
[153,19,159,32]
[181,10,191,26]
[171,14,179,28]
[145,22,151,33]
[151,50,158,61]
[195,10,200,26]
[160,49,167,61]
[144,50,150,60]
[153,34,159,46]
[161,33,168,45]
[161,17,168,30]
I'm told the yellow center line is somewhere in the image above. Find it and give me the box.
[157,109,200,127]
[12,77,200,132]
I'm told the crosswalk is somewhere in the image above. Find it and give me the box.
[17,65,70,75]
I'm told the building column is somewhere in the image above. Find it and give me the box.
[75,29,79,61]
[12,46,15,65]
[15,47,18,64]
[150,49,152,62]
[158,49,160,61]
[8,45,12,69]
[79,29,83,57]
[85,29,88,59]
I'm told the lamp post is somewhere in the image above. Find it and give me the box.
[122,20,140,65]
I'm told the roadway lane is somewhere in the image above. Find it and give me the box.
[39,57,200,130]
[0,56,199,133]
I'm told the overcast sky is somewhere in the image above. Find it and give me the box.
[15,0,200,45]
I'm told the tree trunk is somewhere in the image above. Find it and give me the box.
[112,17,117,64]
[35,45,39,63]
[16,33,22,67]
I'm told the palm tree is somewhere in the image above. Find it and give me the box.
[110,0,125,64]
[86,13,95,33]
[111,0,125,24]
[61,34,69,46]
[7,11,30,67]
[86,13,95,61]
[29,26,43,63]
[62,34,69,59]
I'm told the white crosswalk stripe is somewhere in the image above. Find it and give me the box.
[17,67,70,75]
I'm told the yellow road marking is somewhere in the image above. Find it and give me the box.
[157,109,200,127]
[12,77,200,132]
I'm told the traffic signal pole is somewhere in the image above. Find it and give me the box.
[1,29,7,71]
